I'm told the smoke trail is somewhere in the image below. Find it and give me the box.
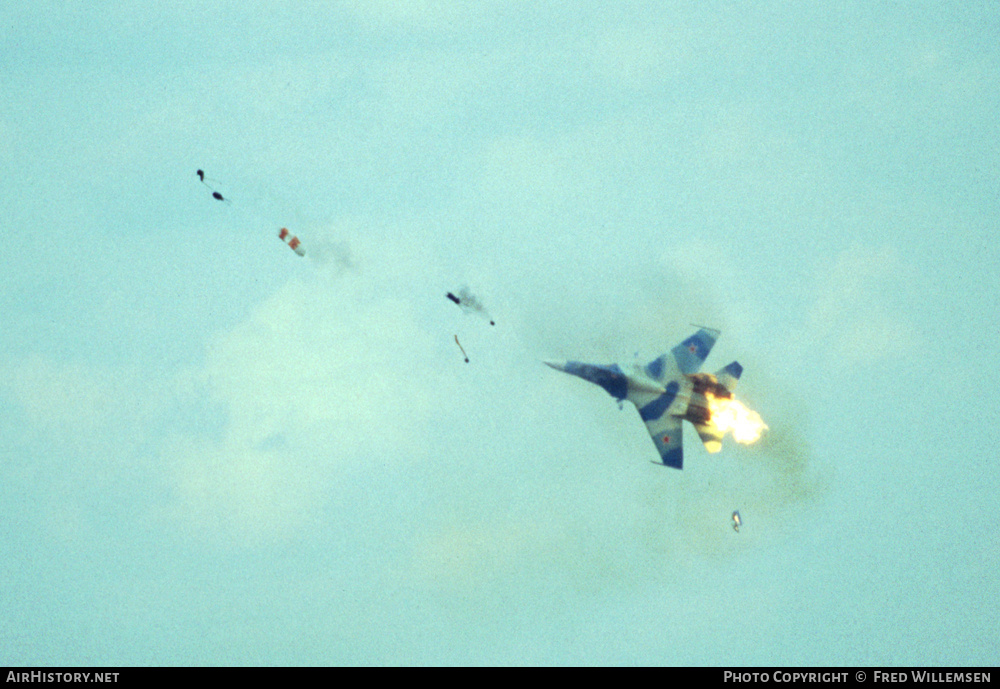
[308,237,353,274]
[451,285,495,325]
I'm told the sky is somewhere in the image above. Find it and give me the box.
[1,1,998,666]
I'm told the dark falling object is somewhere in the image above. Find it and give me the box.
[446,292,461,305]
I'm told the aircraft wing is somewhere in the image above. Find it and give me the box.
[643,413,684,469]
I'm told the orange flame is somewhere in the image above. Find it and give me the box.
[706,395,768,444]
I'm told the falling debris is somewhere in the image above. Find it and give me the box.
[278,227,306,257]
[732,510,742,532]
[454,335,469,363]
[446,286,495,325]
[196,169,229,203]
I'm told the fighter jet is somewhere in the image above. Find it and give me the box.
[545,327,743,469]
[732,510,742,532]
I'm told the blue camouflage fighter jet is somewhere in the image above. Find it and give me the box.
[545,327,743,469]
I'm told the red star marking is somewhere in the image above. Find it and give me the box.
[662,435,671,443]
[688,345,697,353]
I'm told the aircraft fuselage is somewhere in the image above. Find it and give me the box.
[545,328,744,468]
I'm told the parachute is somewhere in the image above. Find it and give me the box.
[278,227,306,257]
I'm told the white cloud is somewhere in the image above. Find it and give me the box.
[341,0,511,32]
[0,356,167,457]
[804,243,922,365]
[589,17,696,90]
[160,256,452,541]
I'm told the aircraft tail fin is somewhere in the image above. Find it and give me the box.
[671,328,718,375]
[693,361,742,452]
[715,361,743,394]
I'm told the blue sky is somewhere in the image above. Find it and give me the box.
[2,1,997,666]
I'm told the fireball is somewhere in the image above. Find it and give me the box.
[707,394,768,444]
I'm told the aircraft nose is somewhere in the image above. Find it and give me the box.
[544,360,567,372]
